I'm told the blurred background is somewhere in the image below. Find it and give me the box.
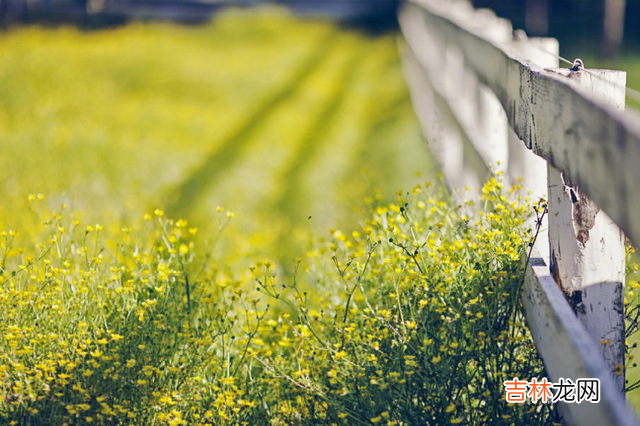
[1,0,639,263]
[0,0,437,273]
[1,0,638,259]
[1,0,638,58]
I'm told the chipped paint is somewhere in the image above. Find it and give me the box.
[572,188,600,247]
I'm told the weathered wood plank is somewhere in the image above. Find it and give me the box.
[404,0,640,251]
[507,35,557,199]
[400,5,508,174]
[400,1,640,424]
[400,39,489,193]
[523,248,639,426]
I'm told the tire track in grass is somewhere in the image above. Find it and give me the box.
[261,44,368,269]
[299,40,439,235]
[288,40,407,228]
[266,38,399,258]
[271,46,367,230]
[165,31,337,218]
[341,94,438,200]
[185,35,365,262]
[346,48,437,191]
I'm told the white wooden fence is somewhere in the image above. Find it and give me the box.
[399,0,640,424]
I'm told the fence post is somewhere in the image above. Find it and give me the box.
[547,68,627,391]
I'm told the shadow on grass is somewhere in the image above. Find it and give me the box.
[165,31,337,218]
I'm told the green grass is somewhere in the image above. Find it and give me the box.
[0,10,561,426]
[0,8,437,261]
[604,55,640,110]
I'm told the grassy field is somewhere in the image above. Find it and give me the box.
[0,10,512,425]
[0,8,558,426]
[0,9,436,257]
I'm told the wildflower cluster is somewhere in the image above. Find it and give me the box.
[624,245,640,392]
[0,181,555,425]
[0,198,265,425]
[251,178,556,425]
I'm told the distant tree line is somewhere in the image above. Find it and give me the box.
[473,0,636,58]
[0,0,400,29]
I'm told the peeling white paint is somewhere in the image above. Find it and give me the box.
[400,0,638,424]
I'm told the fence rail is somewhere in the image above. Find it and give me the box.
[399,0,640,424]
